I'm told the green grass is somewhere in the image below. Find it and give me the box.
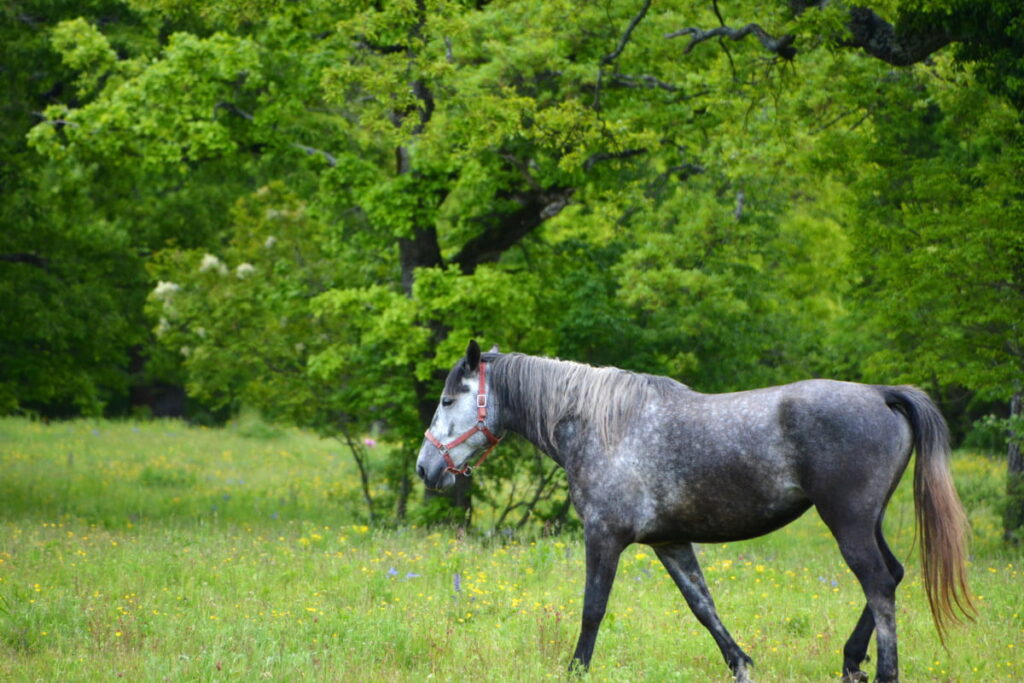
[1,417,1021,681]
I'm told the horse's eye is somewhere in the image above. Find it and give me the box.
[441,397,454,407]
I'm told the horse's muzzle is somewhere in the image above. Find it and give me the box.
[416,458,453,491]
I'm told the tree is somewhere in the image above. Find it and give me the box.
[29,0,661,518]
[0,2,158,415]
[3,2,274,415]
[19,0,1021,533]
[671,0,1023,102]
[836,62,1024,540]
[13,0,859,519]
[663,0,1024,540]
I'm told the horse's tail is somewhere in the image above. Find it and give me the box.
[885,386,976,641]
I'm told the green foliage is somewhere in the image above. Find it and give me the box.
[965,415,1019,454]
[5,0,1024,529]
[32,29,265,167]
[147,184,344,427]
[899,0,1024,110]
[835,55,1024,399]
[0,1,155,415]
[48,18,118,95]
[614,174,852,389]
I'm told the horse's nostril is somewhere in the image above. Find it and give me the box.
[416,464,426,481]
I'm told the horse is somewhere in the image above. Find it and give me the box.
[416,340,974,682]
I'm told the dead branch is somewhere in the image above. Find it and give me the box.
[666,23,797,60]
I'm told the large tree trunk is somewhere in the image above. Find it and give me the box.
[387,1,568,524]
[397,218,473,521]
[1005,391,1024,542]
[394,139,473,521]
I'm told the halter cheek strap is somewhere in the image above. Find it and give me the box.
[424,361,502,476]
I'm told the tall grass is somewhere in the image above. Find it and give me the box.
[1,417,1021,681]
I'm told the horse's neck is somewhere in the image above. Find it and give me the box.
[495,356,584,466]
[495,354,693,469]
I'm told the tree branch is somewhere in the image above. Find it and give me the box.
[292,143,337,166]
[583,148,646,171]
[608,73,680,93]
[217,102,339,166]
[666,23,796,60]
[606,74,713,104]
[0,253,49,270]
[600,0,654,66]
[842,6,957,66]
[335,426,376,525]
[494,477,521,529]
[354,36,406,55]
[711,0,739,78]
[216,101,253,120]
[516,463,563,530]
[410,79,434,132]
[684,4,960,66]
[594,0,654,110]
[647,161,706,198]
[451,187,573,274]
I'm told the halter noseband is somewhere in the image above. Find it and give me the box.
[424,360,502,476]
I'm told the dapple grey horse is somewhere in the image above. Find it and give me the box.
[416,341,973,682]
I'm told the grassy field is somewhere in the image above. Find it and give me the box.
[1,417,1021,681]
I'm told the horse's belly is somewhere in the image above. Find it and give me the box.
[636,486,812,544]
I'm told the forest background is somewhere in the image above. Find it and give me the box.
[2,0,1023,537]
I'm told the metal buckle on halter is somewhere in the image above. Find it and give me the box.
[476,394,487,409]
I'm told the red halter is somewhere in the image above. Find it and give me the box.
[424,361,502,476]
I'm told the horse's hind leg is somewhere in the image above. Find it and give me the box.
[654,543,754,683]
[841,522,904,682]
[824,518,902,683]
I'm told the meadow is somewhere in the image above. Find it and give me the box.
[1,417,1021,682]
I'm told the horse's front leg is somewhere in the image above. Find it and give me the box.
[569,528,625,673]
[654,543,754,683]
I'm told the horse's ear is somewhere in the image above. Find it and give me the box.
[466,339,481,372]
[488,344,500,354]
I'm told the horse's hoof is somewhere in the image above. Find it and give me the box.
[841,672,868,683]
[733,661,755,683]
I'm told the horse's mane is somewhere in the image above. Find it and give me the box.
[447,352,678,450]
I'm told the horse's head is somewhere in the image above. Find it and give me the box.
[416,339,503,490]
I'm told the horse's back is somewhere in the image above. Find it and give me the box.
[694,378,912,458]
